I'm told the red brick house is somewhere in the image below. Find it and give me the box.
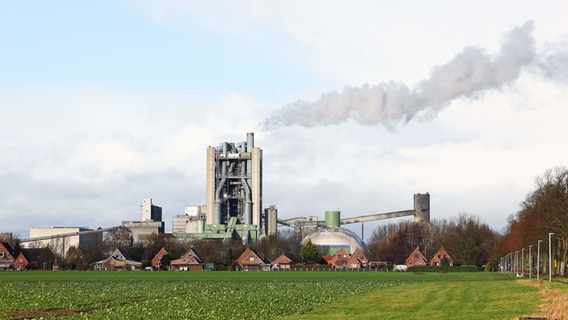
[151,247,169,270]
[405,247,427,267]
[271,253,302,270]
[170,247,204,271]
[92,248,141,271]
[430,246,454,266]
[14,248,56,270]
[329,247,350,269]
[0,242,17,270]
[327,247,369,270]
[351,247,369,268]
[236,247,269,271]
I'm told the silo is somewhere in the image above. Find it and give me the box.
[265,205,278,236]
[413,193,430,223]
[325,211,340,227]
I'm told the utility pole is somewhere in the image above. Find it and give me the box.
[549,233,555,282]
[529,245,533,279]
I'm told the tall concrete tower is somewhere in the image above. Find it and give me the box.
[206,133,262,227]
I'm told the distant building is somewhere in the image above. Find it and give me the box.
[236,247,269,271]
[122,198,165,244]
[14,247,56,270]
[172,205,207,234]
[0,242,17,270]
[140,198,163,222]
[430,246,454,266]
[151,247,169,270]
[405,247,428,267]
[271,253,302,270]
[170,247,204,271]
[92,248,141,271]
[26,227,102,257]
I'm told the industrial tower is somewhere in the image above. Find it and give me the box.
[206,132,262,227]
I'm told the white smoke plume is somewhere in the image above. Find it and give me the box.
[260,21,561,131]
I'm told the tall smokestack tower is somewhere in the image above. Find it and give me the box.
[206,133,263,228]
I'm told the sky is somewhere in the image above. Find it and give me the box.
[1,1,567,241]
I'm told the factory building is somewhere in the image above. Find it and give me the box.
[300,211,366,255]
[206,132,262,227]
[121,198,165,244]
[26,227,102,257]
[172,205,207,234]
[173,132,271,242]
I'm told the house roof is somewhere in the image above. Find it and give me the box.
[20,248,54,262]
[405,246,428,266]
[329,247,350,267]
[322,256,334,264]
[0,242,16,258]
[272,252,304,265]
[236,247,268,266]
[92,247,141,266]
[431,246,453,263]
[351,247,368,263]
[171,247,203,265]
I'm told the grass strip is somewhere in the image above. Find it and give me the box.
[284,276,541,319]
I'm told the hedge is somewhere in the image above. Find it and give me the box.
[406,265,478,272]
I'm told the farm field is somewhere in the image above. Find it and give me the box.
[0,271,558,319]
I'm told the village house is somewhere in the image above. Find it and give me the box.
[327,247,369,270]
[170,247,204,271]
[430,246,454,266]
[405,247,428,267]
[351,247,369,268]
[66,247,89,270]
[0,242,17,270]
[328,247,350,269]
[236,247,270,271]
[151,247,169,270]
[271,253,302,270]
[14,248,56,270]
[92,248,141,271]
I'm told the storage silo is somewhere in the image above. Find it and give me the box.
[301,211,366,255]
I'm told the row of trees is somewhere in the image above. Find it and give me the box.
[503,167,568,276]
[365,213,501,269]
[366,167,568,275]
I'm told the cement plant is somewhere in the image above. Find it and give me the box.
[14,132,430,263]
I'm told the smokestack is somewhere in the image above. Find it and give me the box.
[260,21,545,131]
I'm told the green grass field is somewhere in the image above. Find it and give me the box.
[0,271,554,319]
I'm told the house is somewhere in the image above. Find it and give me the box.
[271,253,302,270]
[328,247,350,269]
[14,248,56,270]
[0,242,17,270]
[236,247,270,271]
[66,247,89,270]
[405,247,428,267]
[321,255,334,265]
[351,247,369,268]
[151,247,169,270]
[327,247,369,270]
[170,247,204,271]
[430,246,454,266]
[92,248,141,271]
